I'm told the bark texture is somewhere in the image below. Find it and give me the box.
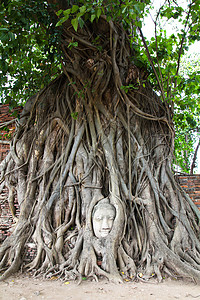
[0,13,200,283]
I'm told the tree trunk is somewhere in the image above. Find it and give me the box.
[0,12,200,284]
[190,139,200,174]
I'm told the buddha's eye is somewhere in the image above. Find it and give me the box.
[95,217,102,221]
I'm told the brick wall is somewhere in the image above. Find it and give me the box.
[0,187,20,242]
[0,141,10,161]
[0,104,22,243]
[0,104,22,160]
[177,175,200,210]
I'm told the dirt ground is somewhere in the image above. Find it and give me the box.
[0,273,200,300]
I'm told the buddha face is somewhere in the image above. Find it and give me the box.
[92,203,116,238]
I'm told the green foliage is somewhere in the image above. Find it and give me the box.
[55,0,150,33]
[0,0,61,105]
[71,112,78,120]
[139,0,200,173]
[0,0,151,105]
[173,53,200,172]
[56,2,103,32]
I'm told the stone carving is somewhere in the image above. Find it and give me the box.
[92,198,116,238]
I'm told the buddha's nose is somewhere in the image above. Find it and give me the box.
[102,217,109,229]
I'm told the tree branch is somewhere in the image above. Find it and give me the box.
[137,26,165,102]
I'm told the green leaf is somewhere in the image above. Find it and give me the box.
[134,4,141,14]
[56,15,69,27]
[71,5,79,14]
[71,18,79,31]
[96,8,101,19]
[9,32,15,41]
[68,41,78,49]
[78,17,84,29]
[79,6,86,14]
[63,9,71,16]
[91,14,96,23]
[0,28,9,31]
[56,9,63,16]
[71,112,78,120]
[136,21,142,28]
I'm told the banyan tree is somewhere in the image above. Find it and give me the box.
[0,0,200,283]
